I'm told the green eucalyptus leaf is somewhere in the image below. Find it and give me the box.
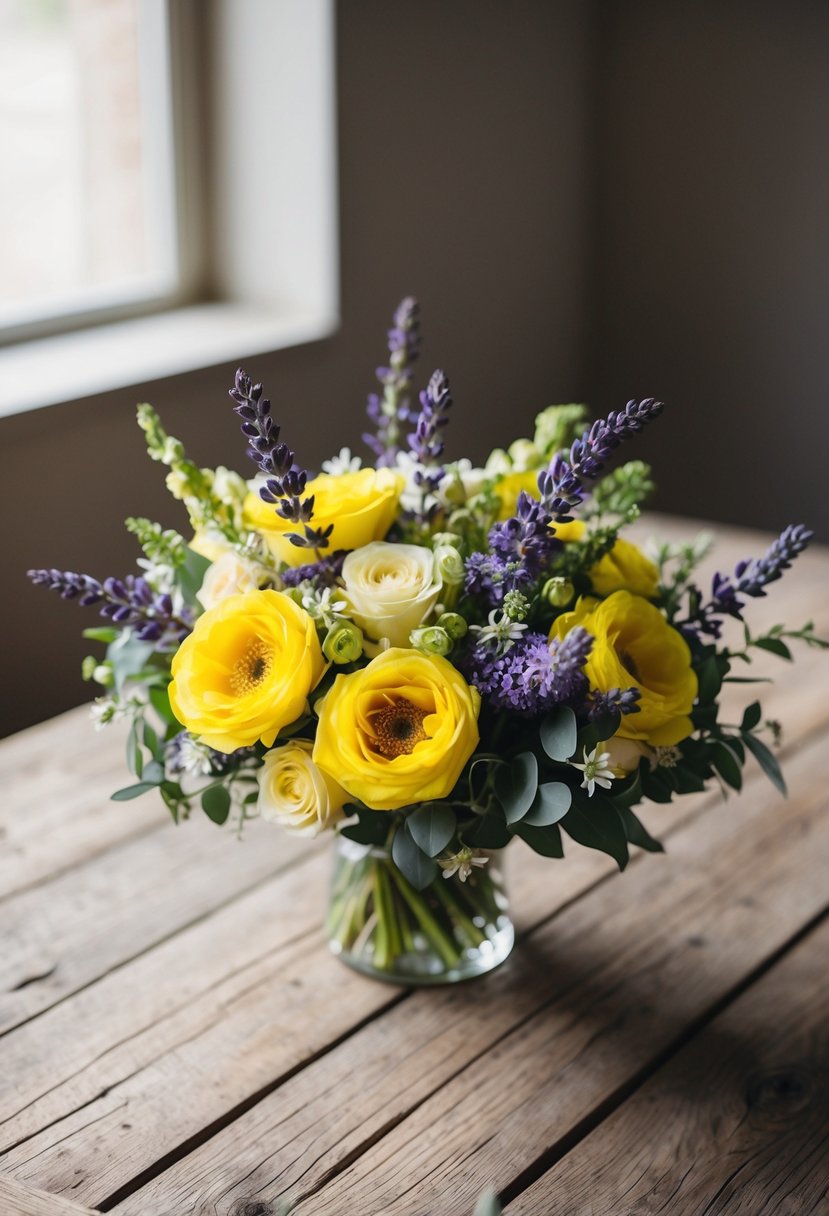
[561,795,629,870]
[740,701,762,732]
[522,782,571,827]
[539,706,578,761]
[143,721,161,761]
[743,733,787,795]
[126,722,143,778]
[111,782,157,801]
[141,759,165,786]
[406,803,456,857]
[176,546,212,607]
[108,632,156,695]
[494,751,538,825]
[391,827,438,890]
[201,784,231,824]
[618,806,664,852]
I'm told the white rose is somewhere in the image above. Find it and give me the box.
[196,551,262,611]
[604,735,650,776]
[341,541,442,649]
[257,739,347,836]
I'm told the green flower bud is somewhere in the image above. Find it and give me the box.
[437,612,468,640]
[409,626,452,656]
[431,531,463,550]
[433,544,465,586]
[81,656,97,682]
[543,576,575,608]
[323,620,364,664]
[502,590,530,622]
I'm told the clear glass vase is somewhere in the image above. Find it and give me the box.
[326,836,514,985]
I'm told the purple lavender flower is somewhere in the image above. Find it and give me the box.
[229,368,327,552]
[537,398,664,521]
[406,369,454,494]
[27,568,192,648]
[363,297,421,465]
[547,627,594,704]
[459,627,593,717]
[279,550,347,589]
[488,491,562,579]
[464,552,532,606]
[588,686,641,720]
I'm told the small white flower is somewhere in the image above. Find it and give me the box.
[136,557,177,594]
[650,745,682,770]
[300,584,348,629]
[321,447,362,475]
[469,609,528,656]
[438,847,489,883]
[89,695,143,730]
[570,744,615,797]
[173,734,216,777]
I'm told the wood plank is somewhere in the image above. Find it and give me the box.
[0,1174,99,1216]
[12,721,825,1213]
[505,915,829,1215]
[213,730,829,1216]
[0,811,317,1036]
[0,707,163,901]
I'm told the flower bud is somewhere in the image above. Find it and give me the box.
[162,436,184,464]
[437,612,468,640]
[323,620,364,664]
[165,470,190,501]
[433,544,465,587]
[543,576,575,607]
[431,531,463,550]
[94,663,114,687]
[409,626,452,656]
[81,656,97,682]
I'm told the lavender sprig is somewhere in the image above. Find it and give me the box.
[28,568,193,647]
[683,523,813,640]
[229,368,330,553]
[487,491,561,578]
[407,368,454,495]
[588,686,642,720]
[363,297,421,465]
[537,398,665,521]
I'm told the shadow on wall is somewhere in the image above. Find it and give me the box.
[2,0,828,738]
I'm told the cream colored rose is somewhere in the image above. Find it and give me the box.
[341,542,442,650]
[257,739,348,836]
[604,735,650,776]
[196,551,263,612]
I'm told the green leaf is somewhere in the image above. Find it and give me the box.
[82,626,119,643]
[339,805,389,846]
[201,784,231,824]
[740,701,762,732]
[697,655,725,703]
[463,810,511,850]
[126,722,143,778]
[711,741,742,791]
[406,803,456,857]
[578,712,621,752]
[539,706,577,761]
[111,782,157,801]
[522,782,571,827]
[142,759,165,785]
[561,795,629,870]
[149,684,179,728]
[474,1188,503,1216]
[611,767,643,810]
[641,770,674,803]
[108,632,156,695]
[753,636,792,661]
[143,721,161,761]
[176,546,212,607]
[672,764,706,794]
[512,821,564,858]
[494,751,538,825]
[743,733,787,795]
[618,806,664,853]
[391,827,438,890]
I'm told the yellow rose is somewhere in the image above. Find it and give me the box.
[551,591,697,747]
[551,520,659,599]
[196,551,263,612]
[313,648,481,811]
[257,739,348,836]
[341,541,441,650]
[243,468,404,567]
[169,590,324,752]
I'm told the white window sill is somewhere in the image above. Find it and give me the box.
[0,302,339,417]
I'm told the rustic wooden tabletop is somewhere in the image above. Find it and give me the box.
[2,517,828,1216]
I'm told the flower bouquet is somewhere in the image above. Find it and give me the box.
[30,298,825,985]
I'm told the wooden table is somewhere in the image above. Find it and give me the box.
[2,517,829,1216]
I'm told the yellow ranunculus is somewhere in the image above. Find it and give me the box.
[243,468,404,567]
[551,591,697,747]
[313,648,481,811]
[551,520,659,599]
[494,469,542,520]
[257,739,348,836]
[168,590,324,752]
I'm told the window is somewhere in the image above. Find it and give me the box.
[0,0,339,416]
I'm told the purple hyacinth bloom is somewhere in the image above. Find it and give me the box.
[363,297,421,465]
[27,568,193,648]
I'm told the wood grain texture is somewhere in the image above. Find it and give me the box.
[505,915,829,1216]
[0,1175,99,1216]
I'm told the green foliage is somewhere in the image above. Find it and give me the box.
[176,547,212,609]
[743,733,786,795]
[201,784,232,824]
[124,516,187,567]
[583,460,655,521]
[494,752,538,825]
[539,706,577,761]
[618,806,664,853]
[561,792,630,870]
[391,826,439,890]
[339,805,390,846]
[522,782,572,827]
[406,804,457,857]
[533,403,589,458]
[512,820,564,857]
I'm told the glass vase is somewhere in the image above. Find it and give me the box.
[326,836,514,985]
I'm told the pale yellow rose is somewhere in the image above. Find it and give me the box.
[168,590,324,752]
[341,541,442,650]
[257,739,348,836]
[243,468,404,567]
[313,648,481,811]
[603,735,650,776]
[196,551,263,612]
[551,591,697,747]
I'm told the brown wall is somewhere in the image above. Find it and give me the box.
[1,1,594,737]
[3,1,828,739]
